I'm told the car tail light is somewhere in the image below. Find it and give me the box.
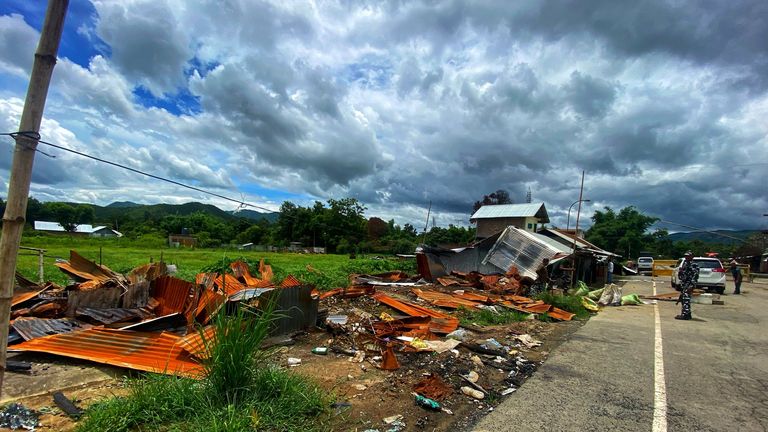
[712,268,725,273]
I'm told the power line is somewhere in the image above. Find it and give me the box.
[654,220,750,243]
[2,131,277,214]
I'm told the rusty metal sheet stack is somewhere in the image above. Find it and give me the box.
[8,253,316,377]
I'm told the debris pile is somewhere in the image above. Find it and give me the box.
[8,251,315,377]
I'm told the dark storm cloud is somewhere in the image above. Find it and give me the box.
[565,71,617,119]
[2,0,765,231]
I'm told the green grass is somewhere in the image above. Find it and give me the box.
[76,306,331,432]
[458,307,531,327]
[535,293,592,320]
[13,234,414,289]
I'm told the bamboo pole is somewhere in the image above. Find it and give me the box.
[0,0,69,394]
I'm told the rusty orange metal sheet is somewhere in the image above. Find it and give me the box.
[193,288,225,324]
[12,289,45,308]
[280,275,301,288]
[152,276,194,317]
[436,277,462,287]
[258,259,273,284]
[177,326,215,359]
[547,307,575,321]
[11,328,203,377]
[195,273,216,290]
[54,251,123,287]
[411,289,482,309]
[371,293,458,334]
[214,274,245,295]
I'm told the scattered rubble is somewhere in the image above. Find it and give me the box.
[5,247,644,431]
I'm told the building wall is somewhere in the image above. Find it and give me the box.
[477,217,526,238]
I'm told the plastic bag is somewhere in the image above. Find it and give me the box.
[598,284,622,306]
[581,296,599,312]
[588,288,604,300]
[620,294,644,305]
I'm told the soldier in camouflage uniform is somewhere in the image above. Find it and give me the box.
[676,251,699,320]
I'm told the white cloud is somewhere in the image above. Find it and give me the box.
[0,0,766,231]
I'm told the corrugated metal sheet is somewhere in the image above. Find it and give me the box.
[470,203,548,221]
[76,307,151,324]
[214,274,245,296]
[177,326,215,359]
[127,262,168,284]
[229,261,261,287]
[11,317,90,341]
[371,293,459,334]
[482,226,562,279]
[151,276,194,317]
[256,285,318,336]
[193,288,225,324]
[411,289,482,309]
[10,328,204,377]
[280,275,301,288]
[55,251,124,286]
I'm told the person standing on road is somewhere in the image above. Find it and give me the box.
[677,251,699,320]
[730,260,742,295]
[607,259,614,284]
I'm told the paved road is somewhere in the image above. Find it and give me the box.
[472,277,768,432]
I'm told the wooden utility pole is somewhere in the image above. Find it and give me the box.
[0,0,69,394]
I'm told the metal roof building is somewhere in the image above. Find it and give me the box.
[470,203,550,238]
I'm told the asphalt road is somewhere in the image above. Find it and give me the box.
[472,277,768,432]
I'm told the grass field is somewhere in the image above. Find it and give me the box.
[14,234,415,289]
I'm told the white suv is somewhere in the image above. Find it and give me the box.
[637,257,654,273]
[671,257,726,294]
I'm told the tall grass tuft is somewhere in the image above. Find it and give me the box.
[201,303,275,405]
[77,299,329,432]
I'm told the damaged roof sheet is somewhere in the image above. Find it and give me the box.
[152,276,194,317]
[371,292,459,334]
[11,328,204,377]
[482,226,563,279]
[11,317,90,341]
[54,251,123,286]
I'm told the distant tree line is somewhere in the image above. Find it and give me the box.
[9,196,476,254]
[585,206,763,260]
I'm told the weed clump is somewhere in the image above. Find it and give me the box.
[76,306,330,432]
[535,292,591,320]
[458,307,530,327]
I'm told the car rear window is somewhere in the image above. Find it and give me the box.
[693,259,723,269]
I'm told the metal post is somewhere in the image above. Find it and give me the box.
[571,171,585,287]
[38,250,44,283]
[0,0,69,394]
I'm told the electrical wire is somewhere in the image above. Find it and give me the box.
[2,131,278,215]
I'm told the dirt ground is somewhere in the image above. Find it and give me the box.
[1,288,585,432]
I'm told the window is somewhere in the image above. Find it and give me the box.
[527,223,533,229]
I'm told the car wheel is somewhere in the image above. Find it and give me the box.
[715,287,724,295]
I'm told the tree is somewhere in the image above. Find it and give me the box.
[472,189,513,213]
[367,217,389,241]
[586,206,661,258]
[47,203,80,232]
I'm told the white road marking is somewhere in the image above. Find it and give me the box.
[652,280,668,432]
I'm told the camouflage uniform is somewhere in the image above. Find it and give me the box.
[678,260,699,319]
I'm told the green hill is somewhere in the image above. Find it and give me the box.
[666,230,759,245]
[228,209,279,223]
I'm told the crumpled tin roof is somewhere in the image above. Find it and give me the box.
[10,328,203,377]
[482,226,563,279]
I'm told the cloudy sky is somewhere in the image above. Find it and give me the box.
[1,0,766,231]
